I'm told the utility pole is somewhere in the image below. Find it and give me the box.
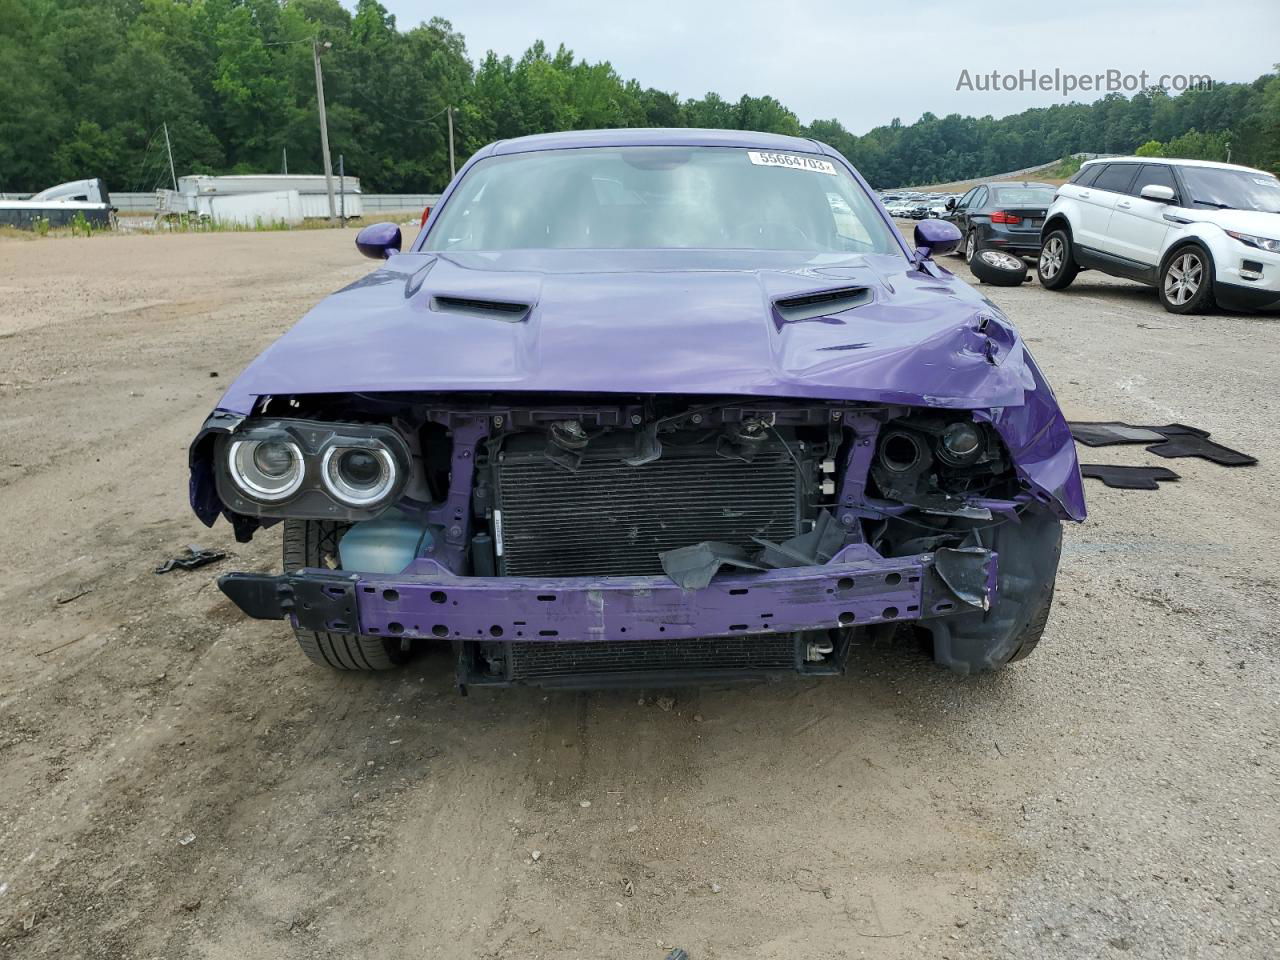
[338,154,346,225]
[447,105,456,179]
[282,147,288,175]
[162,121,178,191]
[312,38,336,222]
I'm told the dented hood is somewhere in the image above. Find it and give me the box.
[224,249,1030,407]
[212,248,1085,520]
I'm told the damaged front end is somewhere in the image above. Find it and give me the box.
[196,390,1073,686]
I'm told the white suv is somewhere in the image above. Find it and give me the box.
[1038,157,1280,313]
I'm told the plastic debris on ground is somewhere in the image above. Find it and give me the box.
[155,545,227,574]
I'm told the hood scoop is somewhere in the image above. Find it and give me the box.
[429,294,531,323]
[773,286,871,326]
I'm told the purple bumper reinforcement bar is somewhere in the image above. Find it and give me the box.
[218,545,997,643]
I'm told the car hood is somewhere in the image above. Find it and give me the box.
[210,248,1084,520]
[223,249,1030,408]
[1192,208,1280,234]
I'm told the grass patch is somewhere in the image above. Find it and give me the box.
[1037,156,1085,180]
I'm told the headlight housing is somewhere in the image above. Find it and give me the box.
[1226,231,1280,254]
[322,444,399,507]
[229,438,305,501]
[215,419,412,520]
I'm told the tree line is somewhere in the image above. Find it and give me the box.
[1,0,1277,196]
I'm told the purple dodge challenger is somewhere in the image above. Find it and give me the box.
[190,128,1086,688]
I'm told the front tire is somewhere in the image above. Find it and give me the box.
[1038,229,1079,290]
[926,509,1062,674]
[282,519,411,670]
[1159,244,1215,314]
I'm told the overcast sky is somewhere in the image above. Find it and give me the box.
[368,0,1278,133]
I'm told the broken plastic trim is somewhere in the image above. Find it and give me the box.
[659,510,845,589]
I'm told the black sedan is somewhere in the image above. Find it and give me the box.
[944,181,1056,263]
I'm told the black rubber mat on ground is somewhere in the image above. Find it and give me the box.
[1069,421,1209,446]
[1069,421,1255,467]
[1080,464,1181,490]
[1144,434,1258,467]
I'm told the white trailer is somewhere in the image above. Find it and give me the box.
[169,174,362,219]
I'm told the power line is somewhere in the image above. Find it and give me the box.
[132,124,165,191]
[344,91,451,127]
[185,29,317,47]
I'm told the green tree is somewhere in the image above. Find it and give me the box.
[0,1,1276,195]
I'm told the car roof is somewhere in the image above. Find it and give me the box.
[488,127,826,157]
[1081,156,1273,176]
[982,181,1055,189]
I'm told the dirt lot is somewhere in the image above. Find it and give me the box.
[2,225,1278,960]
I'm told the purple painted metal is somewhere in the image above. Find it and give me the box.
[334,544,971,643]
[422,415,487,573]
[833,412,880,532]
[913,218,963,258]
[190,129,1085,524]
[355,221,401,260]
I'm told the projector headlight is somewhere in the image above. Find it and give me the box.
[228,438,305,501]
[322,444,399,507]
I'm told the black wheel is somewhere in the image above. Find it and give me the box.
[282,519,412,670]
[925,508,1062,674]
[1159,244,1215,314]
[969,247,1029,287]
[1038,228,1080,290]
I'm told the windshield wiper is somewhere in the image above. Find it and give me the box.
[1191,200,1234,210]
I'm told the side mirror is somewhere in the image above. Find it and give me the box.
[913,218,962,258]
[945,198,957,211]
[355,221,402,260]
[1140,184,1175,203]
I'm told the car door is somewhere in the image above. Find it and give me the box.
[1074,162,1137,255]
[948,187,978,230]
[1106,163,1178,273]
[964,186,989,239]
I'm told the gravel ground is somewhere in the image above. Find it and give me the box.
[0,225,1277,960]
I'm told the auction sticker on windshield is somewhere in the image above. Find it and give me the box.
[747,151,838,175]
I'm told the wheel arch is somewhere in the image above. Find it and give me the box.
[1158,233,1216,276]
[1041,214,1073,243]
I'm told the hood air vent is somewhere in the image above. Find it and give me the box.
[429,295,531,323]
[773,286,871,325]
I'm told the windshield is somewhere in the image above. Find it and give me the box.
[423,146,901,255]
[993,187,1055,206]
[1178,167,1280,213]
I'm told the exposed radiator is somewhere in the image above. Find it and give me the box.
[494,440,806,577]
